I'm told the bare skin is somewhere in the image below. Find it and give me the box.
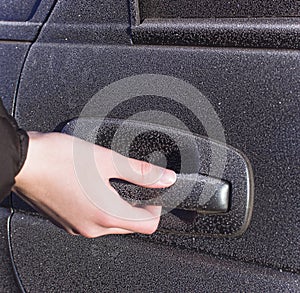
[13,132,176,238]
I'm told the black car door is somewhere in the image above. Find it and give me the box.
[0,1,55,291]
[2,0,300,291]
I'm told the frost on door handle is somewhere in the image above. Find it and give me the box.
[110,173,230,214]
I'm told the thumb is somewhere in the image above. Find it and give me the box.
[109,151,177,188]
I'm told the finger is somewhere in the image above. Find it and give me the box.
[102,227,134,235]
[77,224,135,238]
[104,150,177,188]
[92,183,162,233]
[109,206,161,234]
[96,187,162,234]
[89,227,135,238]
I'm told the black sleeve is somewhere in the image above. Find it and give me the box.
[0,99,29,202]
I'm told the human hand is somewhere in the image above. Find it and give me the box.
[13,132,176,238]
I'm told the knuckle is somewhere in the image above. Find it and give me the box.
[99,217,115,229]
[140,160,152,178]
[94,212,115,228]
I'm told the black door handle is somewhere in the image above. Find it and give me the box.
[111,173,230,214]
[62,117,253,237]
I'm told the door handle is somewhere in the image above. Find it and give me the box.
[111,173,230,214]
[62,117,253,237]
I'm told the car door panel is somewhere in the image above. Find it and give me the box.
[6,0,300,291]
[9,211,300,292]
[12,41,300,270]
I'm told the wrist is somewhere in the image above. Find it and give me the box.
[13,131,42,192]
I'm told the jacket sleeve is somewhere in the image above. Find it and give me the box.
[0,99,29,202]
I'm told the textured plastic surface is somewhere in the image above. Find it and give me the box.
[38,0,131,45]
[10,212,300,292]
[0,42,30,112]
[10,0,300,285]
[110,174,230,214]
[0,22,41,41]
[0,0,41,21]
[0,208,19,292]
[13,43,300,272]
[0,0,56,41]
[62,118,252,236]
[131,0,300,49]
[132,18,300,49]
[139,0,300,19]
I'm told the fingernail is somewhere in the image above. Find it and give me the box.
[159,170,177,186]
